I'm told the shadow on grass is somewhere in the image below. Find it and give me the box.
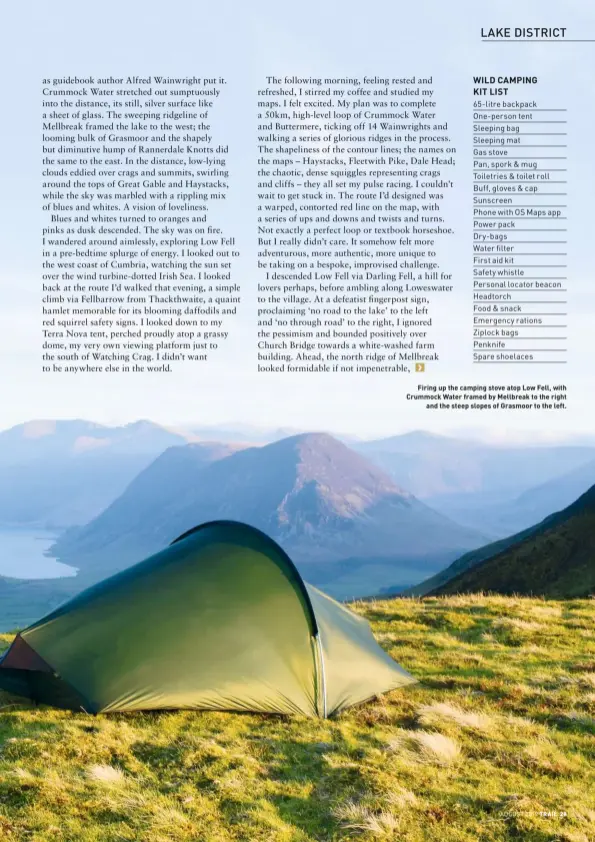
[268,792,337,841]
[260,737,361,840]
[0,711,63,741]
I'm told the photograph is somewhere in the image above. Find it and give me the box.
[0,1,593,840]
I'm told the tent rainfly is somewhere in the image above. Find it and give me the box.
[0,520,416,715]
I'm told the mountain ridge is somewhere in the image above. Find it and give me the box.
[0,419,204,529]
[50,432,488,597]
[411,484,595,599]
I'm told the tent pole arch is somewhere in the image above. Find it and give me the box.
[170,520,320,637]
[315,634,327,718]
[171,520,325,716]
[1,519,415,715]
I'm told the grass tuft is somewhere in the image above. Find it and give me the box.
[416,701,493,732]
[332,800,401,836]
[86,763,126,784]
[389,728,462,765]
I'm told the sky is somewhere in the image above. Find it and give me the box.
[1,0,594,439]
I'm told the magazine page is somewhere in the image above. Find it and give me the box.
[1,1,593,839]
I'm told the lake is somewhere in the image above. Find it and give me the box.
[0,529,77,579]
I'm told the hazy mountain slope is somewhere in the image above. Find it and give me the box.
[0,575,76,631]
[357,431,595,501]
[487,457,595,536]
[397,525,543,597]
[0,420,198,528]
[52,441,243,555]
[186,424,304,443]
[426,485,595,598]
[51,433,488,592]
[0,419,196,464]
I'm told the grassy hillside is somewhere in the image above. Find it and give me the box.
[395,524,541,597]
[0,576,77,631]
[402,484,595,599]
[430,487,595,599]
[1,595,594,841]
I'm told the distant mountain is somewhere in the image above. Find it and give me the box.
[487,458,595,536]
[405,484,595,599]
[0,419,197,464]
[356,431,595,536]
[51,433,488,598]
[0,575,76,631]
[357,430,595,499]
[185,423,305,443]
[52,440,244,555]
[0,420,200,528]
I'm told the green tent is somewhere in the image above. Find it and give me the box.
[0,521,415,716]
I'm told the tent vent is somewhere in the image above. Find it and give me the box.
[0,635,53,672]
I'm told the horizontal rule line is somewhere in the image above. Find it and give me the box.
[473,313,568,315]
[472,182,569,186]
[472,120,567,123]
[473,300,568,303]
[473,360,567,364]
[474,204,567,206]
[473,265,567,268]
[472,283,567,285]
[475,342,567,345]
[473,347,567,350]
[505,191,567,194]
[474,337,568,340]
[472,168,567,171]
[473,361,568,364]
[482,38,595,41]
[478,241,568,243]
[473,220,568,223]
[471,228,567,231]
[473,253,568,255]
